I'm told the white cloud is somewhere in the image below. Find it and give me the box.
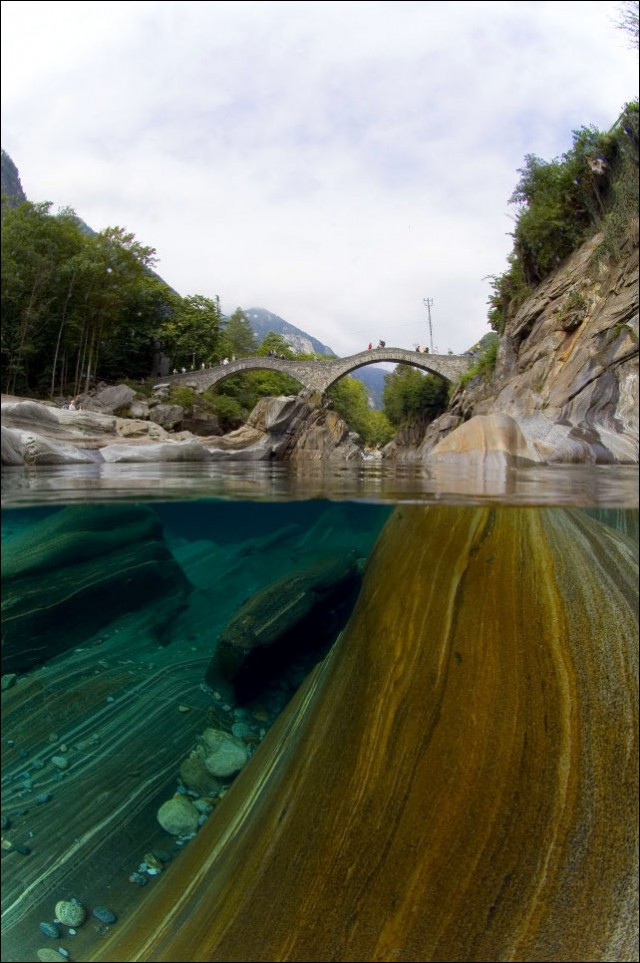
[2,0,637,356]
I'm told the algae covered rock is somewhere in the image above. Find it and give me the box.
[157,796,200,836]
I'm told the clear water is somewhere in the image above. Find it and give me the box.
[1,462,638,962]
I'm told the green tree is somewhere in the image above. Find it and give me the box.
[222,307,257,357]
[161,294,224,370]
[328,375,394,447]
[617,0,639,47]
[258,331,295,358]
[382,366,449,427]
[1,202,172,395]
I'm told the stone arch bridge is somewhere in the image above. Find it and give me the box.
[155,347,473,394]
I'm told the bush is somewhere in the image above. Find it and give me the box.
[458,338,498,388]
[169,385,197,410]
[487,101,639,333]
[207,394,245,432]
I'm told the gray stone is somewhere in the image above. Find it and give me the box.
[82,384,137,414]
[204,741,248,778]
[157,796,200,836]
[148,404,185,428]
[100,441,211,463]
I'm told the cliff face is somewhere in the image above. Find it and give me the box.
[388,226,639,465]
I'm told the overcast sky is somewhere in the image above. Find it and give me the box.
[1,1,637,356]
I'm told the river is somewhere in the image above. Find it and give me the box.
[1,461,638,962]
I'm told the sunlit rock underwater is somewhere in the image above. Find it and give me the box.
[0,501,637,962]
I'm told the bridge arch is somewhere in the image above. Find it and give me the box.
[155,347,472,395]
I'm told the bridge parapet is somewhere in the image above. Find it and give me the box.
[156,347,473,394]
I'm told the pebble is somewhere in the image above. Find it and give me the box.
[37,950,68,962]
[36,792,53,804]
[39,922,61,939]
[54,898,86,927]
[106,696,115,703]
[143,852,164,874]
[0,815,10,831]
[231,722,253,740]
[128,871,148,886]
[151,849,172,863]
[92,906,117,925]
[178,705,190,713]
[14,843,32,855]
[51,756,69,771]
[1,673,18,691]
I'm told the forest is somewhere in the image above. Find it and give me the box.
[0,193,452,446]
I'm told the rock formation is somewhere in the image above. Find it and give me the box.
[83,505,638,962]
[2,504,191,673]
[1,391,365,466]
[387,229,639,466]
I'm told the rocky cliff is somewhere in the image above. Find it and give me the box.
[386,225,639,466]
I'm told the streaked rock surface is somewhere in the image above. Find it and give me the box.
[391,231,639,465]
[2,505,190,673]
[84,505,638,962]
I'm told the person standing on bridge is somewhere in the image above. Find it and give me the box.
[368,342,373,350]
[378,339,386,348]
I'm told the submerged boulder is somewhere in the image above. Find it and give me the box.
[206,553,362,692]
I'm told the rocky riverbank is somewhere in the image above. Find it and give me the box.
[1,389,366,467]
[386,229,639,467]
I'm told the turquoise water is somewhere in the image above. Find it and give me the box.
[1,463,638,963]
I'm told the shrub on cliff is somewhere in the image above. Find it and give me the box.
[488,100,639,335]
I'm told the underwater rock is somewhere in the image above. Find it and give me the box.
[92,907,117,925]
[201,729,248,778]
[206,553,361,687]
[157,796,200,836]
[178,753,222,797]
[54,898,86,927]
[37,950,68,962]
[86,506,638,963]
[1,505,191,674]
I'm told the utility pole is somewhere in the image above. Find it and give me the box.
[423,297,434,354]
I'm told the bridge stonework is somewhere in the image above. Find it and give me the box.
[155,347,473,394]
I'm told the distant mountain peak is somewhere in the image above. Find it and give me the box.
[243,307,336,357]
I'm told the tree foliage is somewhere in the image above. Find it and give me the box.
[328,376,394,447]
[382,365,449,428]
[617,0,639,47]
[160,294,223,370]
[487,101,639,334]
[221,307,257,358]
[1,201,173,395]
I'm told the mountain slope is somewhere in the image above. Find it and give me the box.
[243,308,336,357]
[1,149,27,206]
